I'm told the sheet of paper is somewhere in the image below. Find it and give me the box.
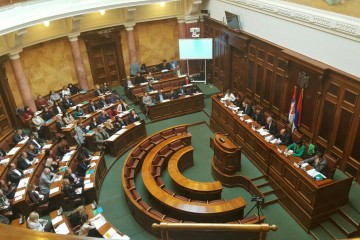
[90,162,97,167]
[50,186,60,195]
[115,129,128,135]
[245,119,253,123]
[54,174,63,182]
[107,135,120,141]
[18,137,29,144]
[84,182,94,189]
[52,215,63,225]
[0,158,10,165]
[42,144,52,149]
[85,174,91,179]
[162,99,170,102]
[112,233,130,240]
[134,121,141,126]
[18,177,30,188]
[55,222,70,235]
[104,227,116,239]
[92,156,100,161]
[61,155,71,162]
[75,187,83,194]
[84,179,91,184]
[259,131,269,136]
[91,214,106,229]
[14,195,23,202]
[14,189,25,197]
[301,163,309,168]
[7,147,20,155]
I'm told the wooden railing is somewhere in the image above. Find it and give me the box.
[152,222,278,240]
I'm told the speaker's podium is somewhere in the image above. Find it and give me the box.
[211,133,241,174]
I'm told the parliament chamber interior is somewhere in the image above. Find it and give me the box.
[0,0,359,240]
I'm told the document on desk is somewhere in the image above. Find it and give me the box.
[18,137,29,145]
[7,147,20,155]
[54,174,63,182]
[134,121,141,126]
[50,187,60,195]
[42,144,52,149]
[90,162,97,167]
[0,158,10,165]
[18,177,30,188]
[107,135,120,141]
[245,119,253,123]
[92,156,100,161]
[52,215,63,225]
[14,189,26,198]
[112,233,130,240]
[84,182,94,189]
[115,129,128,135]
[91,214,106,229]
[55,222,70,235]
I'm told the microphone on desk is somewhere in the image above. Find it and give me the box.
[219,137,225,143]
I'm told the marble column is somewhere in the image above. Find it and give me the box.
[126,24,137,64]
[69,35,89,90]
[9,52,37,111]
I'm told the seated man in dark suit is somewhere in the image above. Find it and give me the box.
[62,95,75,110]
[252,108,266,126]
[42,107,55,121]
[55,115,66,132]
[17,152,34,170]
[97,96,107,109]
[275,129,293,146]
[114,116,127,130]
[13,129,27,144]
[76,156,90,177]
[264,117,278,135]
[159,59,170,71]
[27,144,41,160]
[98,110,110,124]
[302,151,328,174]
[156,90,167,103]
[89,117,99,130]
[94,84,102,97]
[129,110,140,123]
[88,100,97,113]
[169,89,179,100]
[7,163,24,184]
[241,101,253,116]
[134,72,146,85]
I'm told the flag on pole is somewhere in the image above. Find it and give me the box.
[288,86,297,127]
[293,88,303,131]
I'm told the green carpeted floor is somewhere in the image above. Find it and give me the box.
[97,84,359,240]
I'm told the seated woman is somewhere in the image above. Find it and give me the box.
[28,183,48,204]
[27,211,53,232]
[129,110,140,123]
[68,83,79,95]
[61,85,71,98]
[41,107,55,121]
[0,180,16,199]
[57,139,70,157]
[103,120,116,135]
[0,189,12,211]
[64,168,83,188]
[44,158,58,173]
[73,106,85,120]
[286,140,305,157]
[68,205,86,228]
[62,179,82,198]
[116,99,129,113]
[63,111,75,125]
[78,214,97,237]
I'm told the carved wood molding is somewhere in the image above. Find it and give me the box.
[219,0,360,42]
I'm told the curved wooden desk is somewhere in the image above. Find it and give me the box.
[142,135,246,222]
[168,146,223,201]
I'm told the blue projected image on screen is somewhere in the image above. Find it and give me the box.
[179,38,213,60]
[225,11,240,30]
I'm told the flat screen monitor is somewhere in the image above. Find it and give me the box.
[225,11,241,30]
[179,38,213,60]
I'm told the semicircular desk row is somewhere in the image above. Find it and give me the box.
[122,125,265,238]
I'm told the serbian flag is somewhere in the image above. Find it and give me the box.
[293,88,303,131]
[288,86,297,127]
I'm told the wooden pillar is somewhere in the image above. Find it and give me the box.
[69,35,89,90]
[9,52,37,111]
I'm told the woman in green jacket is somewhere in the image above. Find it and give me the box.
[287,140,305,157]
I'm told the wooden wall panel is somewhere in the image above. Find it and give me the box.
[204,17,360,183]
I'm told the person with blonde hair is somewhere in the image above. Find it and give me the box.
[68,205,86,228]
[27,211,53,232]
